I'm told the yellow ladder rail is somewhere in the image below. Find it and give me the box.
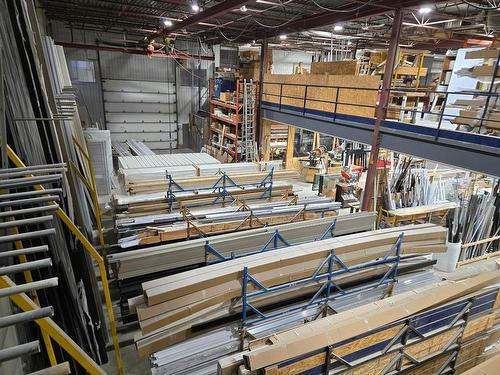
[6,145,124,375]
[0,275,106,375]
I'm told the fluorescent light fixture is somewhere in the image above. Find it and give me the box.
[240,5,247,12]
[334,25,343,31]
[191,2,200,12]
[279,34,287,40]
[418,6,431,14]
[347,41,352,45]
[163,19,173,27]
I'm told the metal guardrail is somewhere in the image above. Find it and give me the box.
[262,82,500,141]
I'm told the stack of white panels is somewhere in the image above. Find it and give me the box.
[197,162,259,176]
[118,153,220,169]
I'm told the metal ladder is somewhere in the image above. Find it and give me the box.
[241,79,256,162]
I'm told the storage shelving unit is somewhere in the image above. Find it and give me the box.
[208,79,258,162]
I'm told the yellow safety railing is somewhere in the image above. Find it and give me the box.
[0,275,106,375]
[5,145,124,375]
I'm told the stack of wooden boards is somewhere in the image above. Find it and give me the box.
[219,271,500,374]
[125,169,298,195]
[133,223,448,356]
[452,48,499,134]
[109,211,377,280]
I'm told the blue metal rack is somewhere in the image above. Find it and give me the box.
[204,218,338,264]
[241,233,404,327]
[165,168,275,212]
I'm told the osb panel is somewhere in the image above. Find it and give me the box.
[310,61,358,75]
[456,336,488,365]
[463,314,495,339]
[403,352,450,375]
[263,74,379,118]
[342,352,397,375]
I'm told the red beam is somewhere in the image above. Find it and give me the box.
[54,41,214,60]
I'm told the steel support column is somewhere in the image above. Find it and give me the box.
[361,8,403,211]
[257,39,268,149]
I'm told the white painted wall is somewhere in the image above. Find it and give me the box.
[272,50,313,74]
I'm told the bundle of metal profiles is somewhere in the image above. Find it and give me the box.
[150,269,438,375]
[126,139,155,156]
[118,153,220,169]
[133,224,448,357]
[109,211,376,280]
[227,272,500,375]
[116,199,341,247]
[115,196,336,233]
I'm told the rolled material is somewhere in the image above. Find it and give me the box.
[0,341,40,362]
[0,216,53,230]
[27,362,71,375]
[0,277,58,298]
[0,229,56,244]
[0,245,49,259]
[0,306,54,328]
[0,258,53,276]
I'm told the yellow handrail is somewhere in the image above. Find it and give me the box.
[6,145,124,375]
[0,275,106,375]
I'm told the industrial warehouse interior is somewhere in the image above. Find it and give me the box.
[2,1,500,375]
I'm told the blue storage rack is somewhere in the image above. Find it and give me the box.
[204,218,338,265]
[240,232,404,327]
[165,168,274,212]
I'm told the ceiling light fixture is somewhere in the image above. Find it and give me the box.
[279,34,287,40]
[240,5,247,12]
[418,6,432,14]
[163,19,173,27]
[191,2,200,12]
[334,25,343,32]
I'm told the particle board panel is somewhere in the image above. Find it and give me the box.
[262,74,380,118]
[310,61,358,75]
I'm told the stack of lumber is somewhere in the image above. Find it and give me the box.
[133,224,448,356]
[117,199,340,246]
[197,162,259,176]
[262,74,380,118]
[114,182,295,216]
[125,169,298,195]
[109,211,377,280]
[219,272,500,374]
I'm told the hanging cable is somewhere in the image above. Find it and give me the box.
[310,0,375,12]
[252,14,301,28]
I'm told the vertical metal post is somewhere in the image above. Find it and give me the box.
[478,51,500,133]
[303,85,308,115]
[257,39,268,149]
[333,88,340,121]
[242,266,249,323]
[279,84,283,111]
[0,47,7,169]
[435,92,449,140]
[361,8,403,211]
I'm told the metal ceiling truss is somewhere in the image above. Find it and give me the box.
[38,1,497,54]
